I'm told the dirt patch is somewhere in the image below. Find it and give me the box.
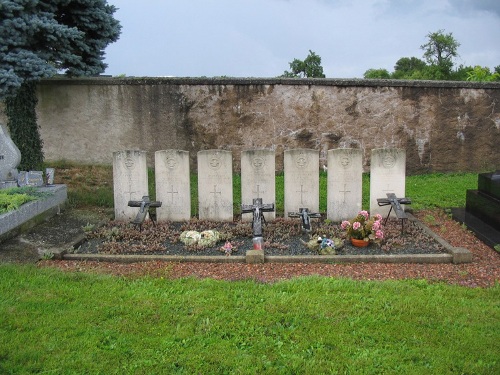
[0,207,112,263]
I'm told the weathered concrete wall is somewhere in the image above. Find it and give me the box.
[4,77,499,173]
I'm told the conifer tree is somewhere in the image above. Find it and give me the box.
[0,0,121,169]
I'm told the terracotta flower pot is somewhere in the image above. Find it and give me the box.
[351,238,370,247]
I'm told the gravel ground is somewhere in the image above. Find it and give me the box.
[37,208,500,288]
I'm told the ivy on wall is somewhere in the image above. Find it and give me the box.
[5,82,44,171]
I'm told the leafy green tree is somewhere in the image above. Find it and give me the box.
[0,0,121,170]
[466,65,500,82]
[282,50,326,78]
[363,68,390,79]
[392,57,427,79]
[420,29,460,79]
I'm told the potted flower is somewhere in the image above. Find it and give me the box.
[341,210,384,247]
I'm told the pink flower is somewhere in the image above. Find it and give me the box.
[372,221,380,231]
[375,214,383,221]
[341,220,350,230]
[376,230,384,239]
[359,210,369,219]
[352,222,361,230]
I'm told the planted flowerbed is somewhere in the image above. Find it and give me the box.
[74,216,447,256]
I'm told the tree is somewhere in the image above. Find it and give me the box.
[392,57,427,79]
[466,65,500,82]
[0,0,121,169]
[420,29,460,78]
[282,50,326,78]
[363,68,390,79]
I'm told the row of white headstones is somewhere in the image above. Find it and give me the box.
[113,148,406,222]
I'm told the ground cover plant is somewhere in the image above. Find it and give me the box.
[0,265,498,374]
[0,186,47,214]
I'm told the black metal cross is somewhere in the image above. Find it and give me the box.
[128,195,162,231]
[288,207,321,233]
[241,198,275,238]
[377,192,412,233]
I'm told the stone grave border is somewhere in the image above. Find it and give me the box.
[0,185,67,242]
[60,212,472,264]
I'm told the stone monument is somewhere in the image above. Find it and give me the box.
[197,150,233,221]
[284,148,319,217]
[241,149,276,222]
[155,150,191,221]
[461,170,500,247]
[327,148,362,221]
[0,124,21,188]
[113,150,149,221]
[370,148,406,216]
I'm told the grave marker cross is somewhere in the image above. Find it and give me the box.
[241,197,275,238]
[288,208,321,233]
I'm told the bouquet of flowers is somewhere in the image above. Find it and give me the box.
[341,210,384,243]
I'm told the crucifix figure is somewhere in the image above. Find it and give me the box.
[241,198,275,238]
[288,208,321,233]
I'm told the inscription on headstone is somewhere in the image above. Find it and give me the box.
[197,150,233,221]
[370,148,406,216]
[241,149,275,222]
[327,148,362,221]
[155,150,191,221]
[113,150,149,221]
[284,148,319,217]
[27,171,44,186]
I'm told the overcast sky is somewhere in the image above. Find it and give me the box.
[103,0,500,78]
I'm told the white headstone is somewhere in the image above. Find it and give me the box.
[327,148,363,221]
[284,148,319,216]
[370,148,406,216]
[197,150,233,221]
[113,150,149,221]
[241,149,276,222]
[0,124,21,181]
[155,150,191,221]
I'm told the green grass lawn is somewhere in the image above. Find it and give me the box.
[0,265,498,374]
[2,165,493,374]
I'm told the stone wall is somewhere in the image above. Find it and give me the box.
[2,77,499,174]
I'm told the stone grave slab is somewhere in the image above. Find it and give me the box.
[113,150,149,221]
[327,148,362,221]
[155,150,191,221]
[241,149,275,222]
[284,149,319,217]
[370,148,406,216]
[198,150,233,221]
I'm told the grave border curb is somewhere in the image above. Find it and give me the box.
[0,185,67,243]
[59,212,472,264]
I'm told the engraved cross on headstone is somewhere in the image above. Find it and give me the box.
[339,183,351,203]
[296,184,308,205]
[252,184,264,198]
[210,185,221,202]
[167,185,179,203]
